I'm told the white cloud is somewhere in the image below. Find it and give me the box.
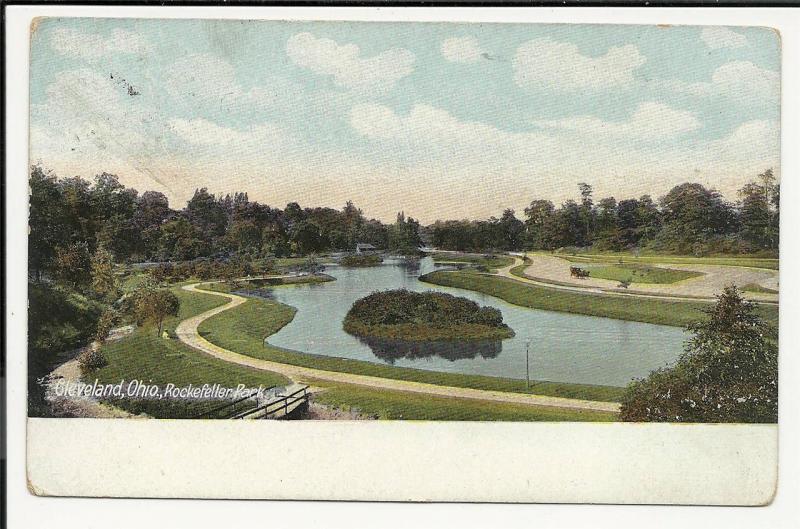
[701,27,749,50]
[348,102,778,215]
[441,36,484,63]
[350,103,544,156]
[167,118,287,151]
[513,38,645,90]
[50,28,152,61]
[664,61,779,103]
[710,119,779,162]
[531,102,701,141]
[286,32,415,92]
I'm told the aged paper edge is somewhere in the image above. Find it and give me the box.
[27,418,777,504]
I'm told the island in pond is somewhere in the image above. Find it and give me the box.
[343,289,515,341]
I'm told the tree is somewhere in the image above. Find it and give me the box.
[388,212,422,255]
[53,242,91,288]
[226,218,262,254]
[133,287,180,336]
[90,246,118,299]
[577,182,594,245]
[620,287,777,423]
[29,166,69,281]
[738,169,778,251]
[593,197,619,250]
[656,183,737,254]
[134,190,171,259]
[158,217,208,260]
[497,209,525,251]
[94,308,118,343]
[291,220,327,255]
[523,199,556,250]
[186,188,227,243]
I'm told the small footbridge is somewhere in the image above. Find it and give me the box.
[193,384,310,420]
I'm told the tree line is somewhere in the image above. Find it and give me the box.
[431,170,778,256]
[29,165,778,287]
[29,166,426,284]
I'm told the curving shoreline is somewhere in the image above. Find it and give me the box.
[177,281,621,413]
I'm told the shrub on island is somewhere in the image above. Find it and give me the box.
[340,253,383,267]
[343,289,514,341]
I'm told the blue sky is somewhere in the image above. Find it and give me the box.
[30,18,780,222]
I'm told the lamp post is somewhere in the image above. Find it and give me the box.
[525,338,531,390]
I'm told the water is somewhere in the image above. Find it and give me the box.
[245,258,685,387]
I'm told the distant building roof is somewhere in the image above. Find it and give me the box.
[356,243,377,249]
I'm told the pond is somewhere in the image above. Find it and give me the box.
[245,258,686,387]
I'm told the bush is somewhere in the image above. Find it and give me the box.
[620,287,777,423]
[340,254,383,267]
[78,346,108,373]
[94,309,118,343]
[343,289,514,341]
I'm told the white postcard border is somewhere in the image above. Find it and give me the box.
[6,4,800,527]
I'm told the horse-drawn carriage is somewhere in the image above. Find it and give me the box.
[570,266,590,279]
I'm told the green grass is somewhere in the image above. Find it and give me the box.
[313,383,617,422]
[431,253,514,270]
[203,274,334,293]
[87,286,291,418]
[196,294,625,402]
[553,252,778,270]
[421,270,778,329]
[574,263,702,284]
[340,254,383,267]
[742,283,779,295]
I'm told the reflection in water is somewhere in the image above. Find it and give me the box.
[356,335,503,364]
[396,257,422,274]
[238,257,686,387]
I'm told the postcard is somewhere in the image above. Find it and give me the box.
[24,16,780,503]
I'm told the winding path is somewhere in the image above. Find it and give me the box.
[495,256,779,305]
[175,281,621,414]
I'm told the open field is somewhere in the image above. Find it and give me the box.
[430,252,515,271]
[518,254,778,302]
[575,263,702,284]
[557,253,778,270]
[313,382,617,422]
[421,270,778,328]
[196,291,626,402]
[743,283,779,294]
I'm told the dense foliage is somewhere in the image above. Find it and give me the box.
[620,287,778,423]
[344,289,514,341]
[29,166,420,276]
[431,171,778,256]
[28,283,105,416]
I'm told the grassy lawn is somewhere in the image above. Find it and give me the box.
[553,252,778,270]
[574,263,702,284]
[203,274,334,293]
[421,270,778,329]
[430,252,515,270]
[87,286,291,418]
[312,382,617,422]
[742,283,779,295]
[196,294,625,402]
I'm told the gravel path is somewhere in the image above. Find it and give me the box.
[176,282,621,414]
